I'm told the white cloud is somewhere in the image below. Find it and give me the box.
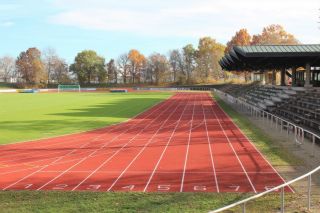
[0,21,14,27]
[49,0,320,43]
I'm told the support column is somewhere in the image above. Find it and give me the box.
[305,63,312,87]
[264,71,268,85]
[281,68,286,86]
[292,67,297,87]
[261,70,266,85]
[272,70,276,85]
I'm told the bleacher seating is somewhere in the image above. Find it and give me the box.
[218,84,320,134]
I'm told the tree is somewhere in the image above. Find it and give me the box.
[169,49,184,83]
[225,29,252,82]
[117,53,129,84]
[147,53,169,85]
[182,44,196,84]
[251,24,299,45]
[51,58,70,84]
[0,56,16,82]
[225,29,251,53]
[43,48,56,83]
[197,37,225,82]
[106,59,118,84]
[128,49,146,84]
[70,50,105,84]
[16,48,46,86]
[43,48,70,84]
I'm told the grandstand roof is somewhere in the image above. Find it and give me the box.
[220,44,320,71]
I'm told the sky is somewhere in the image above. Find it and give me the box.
[0,0,319,63]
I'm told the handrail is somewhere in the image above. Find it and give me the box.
[209,165,320,213]
[214,89,320,140]
[210,89,320,212]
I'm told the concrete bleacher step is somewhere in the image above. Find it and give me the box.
[264,99,275,106]
[278,93,290,99]
[283,90,297,95]
[271,96,282,102]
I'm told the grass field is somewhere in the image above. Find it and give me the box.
[0,92,303,212]
[0,92,171,144]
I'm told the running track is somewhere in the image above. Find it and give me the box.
[0,93,290,193]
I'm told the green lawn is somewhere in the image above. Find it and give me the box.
[0,92,171,144]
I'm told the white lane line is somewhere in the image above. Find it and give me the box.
[70,95,180,191]
[210,101,257,193]
[0,100,163,167]
[2,95,172,190]
[213,97,294,192]
[2,139,98,190]
[202,94,219,193]
[40,170,278,174]
[0,100,148,159]
[143,94,192,192]
[107,95,185,191]
[180,94,196,192]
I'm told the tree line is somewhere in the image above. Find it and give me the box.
[0,24,298,87]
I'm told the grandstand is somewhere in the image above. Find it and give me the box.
[211,44,320,212]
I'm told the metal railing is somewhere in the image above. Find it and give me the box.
[210,89,320,213]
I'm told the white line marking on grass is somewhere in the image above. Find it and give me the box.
[142,94,191,192]
[202,94,219,192]
[107,95,184,191]
[210,101,257,193]
[180,94,196,192]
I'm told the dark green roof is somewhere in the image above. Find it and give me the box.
[220,44,320,71]
[234,44,320,57]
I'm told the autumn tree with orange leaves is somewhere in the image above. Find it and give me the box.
[128,49,146,84]
[225,29,251,53]
[16,48,47,86]
[251,24,299,45]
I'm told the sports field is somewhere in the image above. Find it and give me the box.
[0,91,301,212]
[0,92,171,144]
[0,92,291,193]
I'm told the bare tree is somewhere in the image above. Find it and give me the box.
[148,53,169,85]
[51,58,70,84]
[107,59,118,84]
[0,56,16,82]
[117,53,129,84]
[169,49,184,82]
[43,48,57,84]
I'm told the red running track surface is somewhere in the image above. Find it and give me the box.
[0,93,291,193]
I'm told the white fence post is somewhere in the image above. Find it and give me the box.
[308,174,312,211]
